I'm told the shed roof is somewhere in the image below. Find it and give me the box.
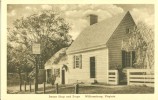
[67,12,130,54]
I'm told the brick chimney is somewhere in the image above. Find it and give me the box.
[87,14,98,25]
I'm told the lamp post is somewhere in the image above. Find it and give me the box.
[32,43,40,93]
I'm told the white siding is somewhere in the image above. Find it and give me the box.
[66,48,109,84]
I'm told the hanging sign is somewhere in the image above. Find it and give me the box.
[32,43,40,54]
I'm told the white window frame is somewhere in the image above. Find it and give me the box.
[74,55,82,69]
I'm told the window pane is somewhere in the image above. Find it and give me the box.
[125,52,131,67]
[76,61,79,65]
[75,56,80,68]
[76,56,79,60]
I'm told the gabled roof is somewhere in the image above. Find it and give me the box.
[67,12,131,54]
[45,47,68,69]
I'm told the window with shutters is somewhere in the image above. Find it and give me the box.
[122,50,135,68]
[75,56,80,68]
[74,55,82,69]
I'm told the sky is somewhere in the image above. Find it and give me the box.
[7,4,154,39]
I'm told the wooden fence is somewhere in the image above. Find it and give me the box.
[108,70,119,85]
[127,69,154,87]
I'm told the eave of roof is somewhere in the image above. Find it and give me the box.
[67,44,107,54]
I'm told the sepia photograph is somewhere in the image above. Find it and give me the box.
[6,4,155,95]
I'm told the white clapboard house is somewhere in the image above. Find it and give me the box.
[45,11,154,86]
[65,11,137,84]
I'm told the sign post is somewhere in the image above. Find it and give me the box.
[32,43,40,93]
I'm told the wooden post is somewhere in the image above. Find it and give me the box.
[43,82,45,94]
[29,81,31,92]
[19,68,22,91]
[116,70,119,85]
[144,70,146,84]
[24,81,26,92]
[35,56,39,93]
[115,70,116,85]
[56,83,58,94]
[127,69,130,85]
[107,71,109,85]
[20,82,22,91]
[34,79,36,93]
[75,84,79,94]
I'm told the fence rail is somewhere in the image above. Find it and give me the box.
[127,69,154,87]
[108,70,119,85]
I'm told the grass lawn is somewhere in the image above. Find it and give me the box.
[7,73,154,94]
[8,85,154,94]
[47,85,154,94]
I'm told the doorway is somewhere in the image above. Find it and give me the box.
[61,69,65,84]
[90,57,96,78]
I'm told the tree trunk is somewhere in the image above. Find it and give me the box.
[18,68,22,91]
[26,71,29,83]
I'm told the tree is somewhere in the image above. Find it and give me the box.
[7,10,73,75]
[122,22,154,69]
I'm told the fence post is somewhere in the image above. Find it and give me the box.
[75,84,79,94]
[56,83,58,94]
[20,82,22,91]
[116,70,119,85]
[127,69,130,85]
[24,81,26,92]
[29,81,31,92]
[107,71,109,84]
[143,71,146,84]
[34,79,36,93]
[43,82,46,94]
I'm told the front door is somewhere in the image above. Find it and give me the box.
[121,50,135,85]
[61,70,65,84]
[90,57,96,78]
[47,69,52,83]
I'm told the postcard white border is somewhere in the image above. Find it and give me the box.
[1,0,158,100]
